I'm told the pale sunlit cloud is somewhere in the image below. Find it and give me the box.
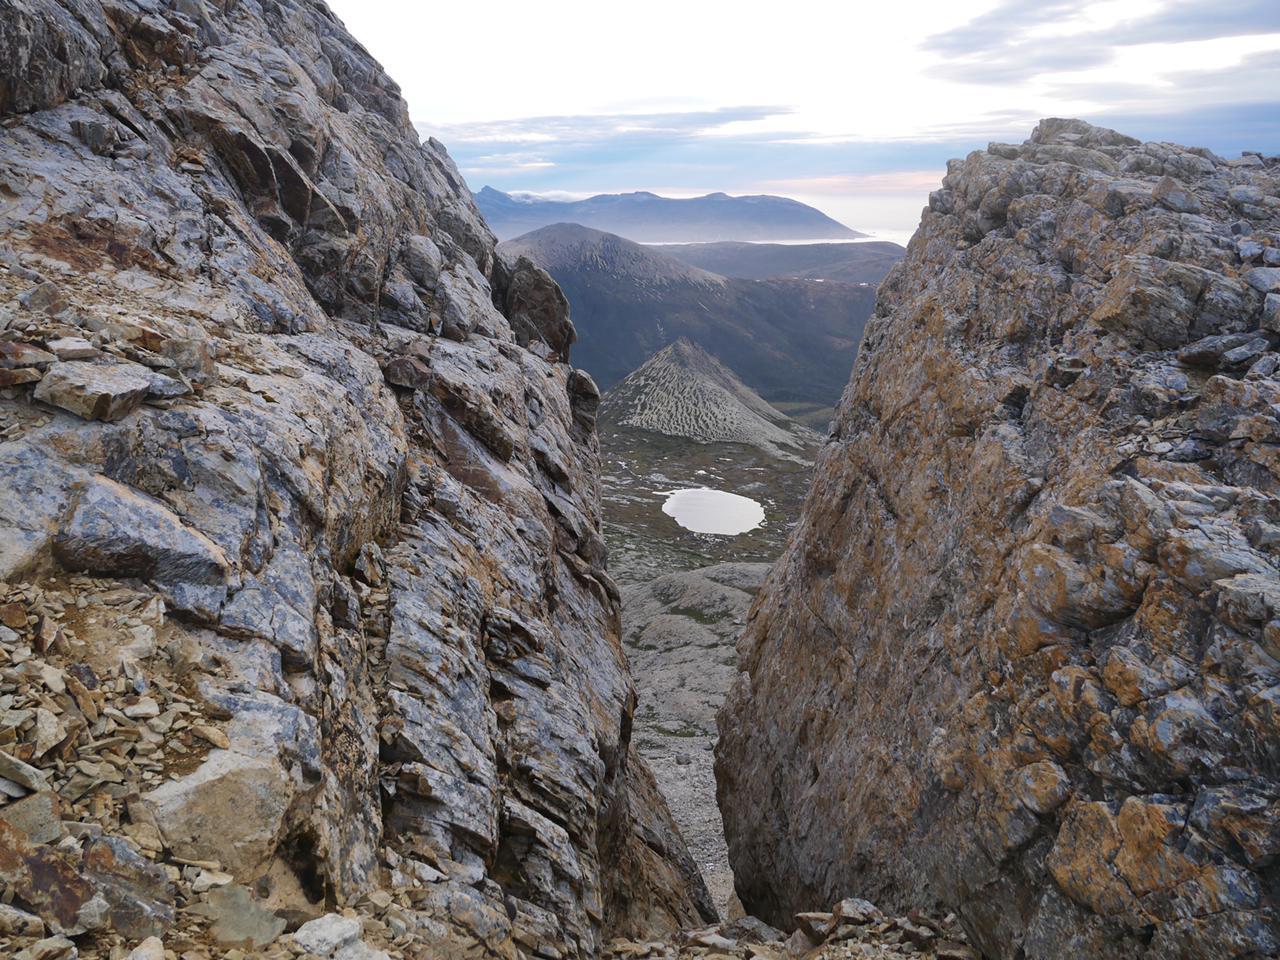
[329,0,1280,234]
[760,173,949,196]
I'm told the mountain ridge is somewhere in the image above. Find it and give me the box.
[500,223,877,405]
[477,186,864,242]
[652,239,906,284]
[600,338,819,461]
[502,222,725,286]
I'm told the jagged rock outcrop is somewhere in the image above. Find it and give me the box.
[0,0,712,956]
[717,120,1280,959]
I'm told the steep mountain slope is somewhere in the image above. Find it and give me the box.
[600,339,819,461]
[500,224,877,404]
[651,240,906,284]
[717,120,1280,958]
[0,2,712,957]
[476,187,863,242]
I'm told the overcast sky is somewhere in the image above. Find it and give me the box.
[326,0,1280,238]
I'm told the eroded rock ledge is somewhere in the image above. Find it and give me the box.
[716,119,1280,959]
[0,0,711,955]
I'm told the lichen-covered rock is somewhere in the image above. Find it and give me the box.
[0,0,710,955]
[716,120,1280,959]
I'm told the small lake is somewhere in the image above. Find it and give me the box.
[660,487,765,536]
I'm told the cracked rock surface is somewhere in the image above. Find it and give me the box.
[717,119,1280,959]
[0,0,712,956]
[624,562,771,917]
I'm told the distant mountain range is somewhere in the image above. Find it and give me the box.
[652,240,905,284]
[600,339,819,461]
[477,187,863,242]
[499,223,877,406]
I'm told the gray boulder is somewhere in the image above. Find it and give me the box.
[53,475,230,619]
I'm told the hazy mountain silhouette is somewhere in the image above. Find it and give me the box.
[477,187,863,242]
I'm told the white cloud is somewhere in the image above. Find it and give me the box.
[332,0,1280,143]
[760,172,947,196]
[330,0,1280,233]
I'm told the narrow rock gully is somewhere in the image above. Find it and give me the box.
[597,424,980,958]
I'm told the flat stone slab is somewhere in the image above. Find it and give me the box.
[32,361,150,421]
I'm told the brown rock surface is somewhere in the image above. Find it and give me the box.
[598,894,971,960]
[716,120,1280,958]
[30,361,157,421]
[0,0,710,956]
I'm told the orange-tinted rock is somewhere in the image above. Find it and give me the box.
[717,120,1280,959]
[0,820,104,935]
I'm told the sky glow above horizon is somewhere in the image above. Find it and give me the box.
[326,0,1280,235]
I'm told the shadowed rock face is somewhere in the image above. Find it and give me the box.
[716,119,1280,959]
[0,0,711,954]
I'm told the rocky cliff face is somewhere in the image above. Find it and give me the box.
[0,0,711,955]
[717,120,1280,959]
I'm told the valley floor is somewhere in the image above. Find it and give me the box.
[598,427,815,916]
[624,562,768,910]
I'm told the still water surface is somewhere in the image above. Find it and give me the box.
[660,487,764,535]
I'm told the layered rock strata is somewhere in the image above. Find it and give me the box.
[717,120,1280,959]
[0,0,711,956]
